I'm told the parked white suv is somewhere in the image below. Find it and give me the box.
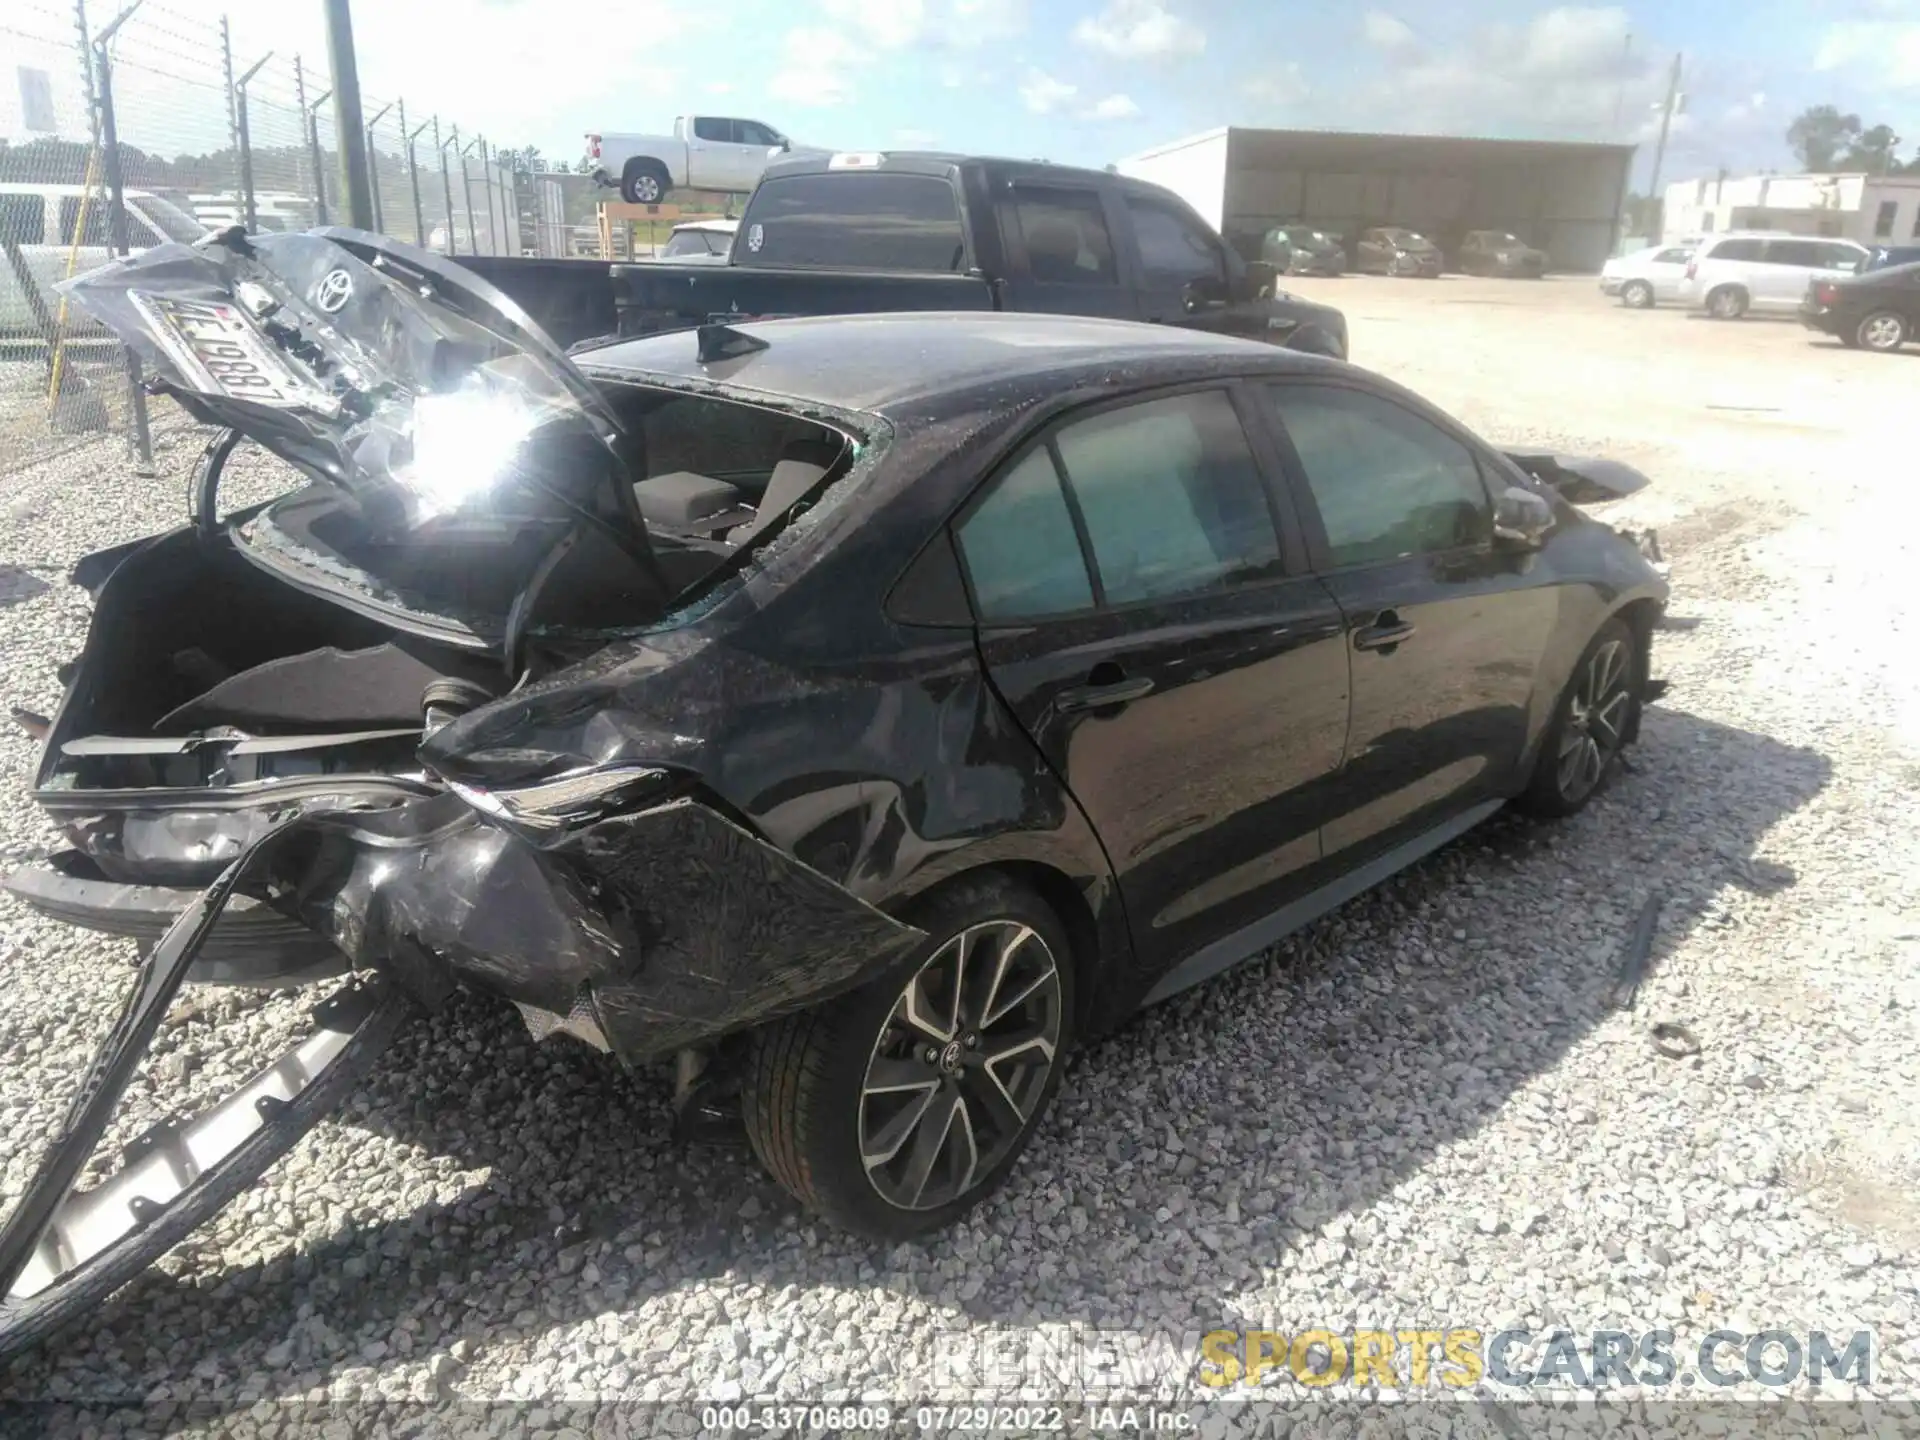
[1685,232,1870,319]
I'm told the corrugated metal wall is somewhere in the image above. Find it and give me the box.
[1222,142,1630,272]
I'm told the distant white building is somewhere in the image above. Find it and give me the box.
[1661,172,1920,247]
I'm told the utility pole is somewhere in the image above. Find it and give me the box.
[1644,52,1684,244]
[323,0,374,229]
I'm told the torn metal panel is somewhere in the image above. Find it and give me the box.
[248,793,924,1064]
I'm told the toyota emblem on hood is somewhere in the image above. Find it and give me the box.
[313,267,354,314]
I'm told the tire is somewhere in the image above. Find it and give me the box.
[0,981,413,1365]
[1516,617,1639,819]
[1705,285,1749,320]
[620,162,668,205]
[1620,280,1654,309]
[1856,311,1909,352]
[743,874,1075,1241]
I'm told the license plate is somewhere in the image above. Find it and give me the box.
[129,292,332,411]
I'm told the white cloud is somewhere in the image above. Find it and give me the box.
[820,0,928,48]
[1243,65,1311,106]
[1020,69,1079,114]
[1347,6,1650,139]
[767,27,871,107]
[1361,12,1417,52]
[817,0,1026,50]
[1814,20,1920,84]
[1081,92,1142,121]
[1072,0,1205,59]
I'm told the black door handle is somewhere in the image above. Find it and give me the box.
[1057,674,1156,713]
[1353,612,1416,652]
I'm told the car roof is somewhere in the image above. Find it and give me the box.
[578,312,1319,414]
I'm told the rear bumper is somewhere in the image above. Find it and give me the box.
[1798,305,1843,335]
[5,854,347,988]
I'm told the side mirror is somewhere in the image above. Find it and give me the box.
[779,138,792,153]
[1493,485,1556,550]
[1183,276,1229,312]
[1243,260,1279,298]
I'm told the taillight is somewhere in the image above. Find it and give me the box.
[587,133,602,160]
[1814,282,1840,306]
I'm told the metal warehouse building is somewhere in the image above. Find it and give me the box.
[1117,127,1636,274]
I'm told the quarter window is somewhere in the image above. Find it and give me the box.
[692,117,736,143]
[1008,186,1117,285]
[1711,237,1763,262]
[1875,201,1898,238]
[956,449,1095,621]
[1263,385,1492,568]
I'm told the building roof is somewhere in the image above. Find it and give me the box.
[1122,126,1635,169]
[579,311,1316,413]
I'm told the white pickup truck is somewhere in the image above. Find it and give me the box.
[586,116,824,203]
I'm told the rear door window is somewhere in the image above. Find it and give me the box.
[1711,238,1765,263]
[1764,240,1825,268]
[692,117,737,143]
[0,193,45,244]
[744,173,966,271]
[1054,389,1281,604]
[1006,186,1117,285]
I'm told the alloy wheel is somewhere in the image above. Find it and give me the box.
[859,920,1062,1211]
[1622,281,1653,309]
[1859,313,1907,351]
[1556,638,1631,804]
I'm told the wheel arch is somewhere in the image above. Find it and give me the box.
[882,856,1123,1039]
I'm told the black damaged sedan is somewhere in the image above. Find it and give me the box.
[0,230,1666,1355]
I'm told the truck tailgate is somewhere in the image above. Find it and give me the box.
[612,265,996,338]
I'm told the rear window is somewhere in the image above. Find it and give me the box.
[742,173,967,272]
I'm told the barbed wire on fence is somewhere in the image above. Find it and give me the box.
[2,0,542,477]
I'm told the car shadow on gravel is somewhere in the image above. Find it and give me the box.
[17,703,1832,1407]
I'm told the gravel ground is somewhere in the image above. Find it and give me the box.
[1,277,1917,1431]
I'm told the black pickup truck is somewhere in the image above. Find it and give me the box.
[458,152,1349,359]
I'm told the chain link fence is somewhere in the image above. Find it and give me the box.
[1,0,530,479]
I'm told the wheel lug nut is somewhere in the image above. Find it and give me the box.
[923,1046,939,1064]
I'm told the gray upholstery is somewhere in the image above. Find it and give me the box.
[727,459,827,543]
[633,471,745,527]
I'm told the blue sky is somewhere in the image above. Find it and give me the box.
[12,0,1920,190]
